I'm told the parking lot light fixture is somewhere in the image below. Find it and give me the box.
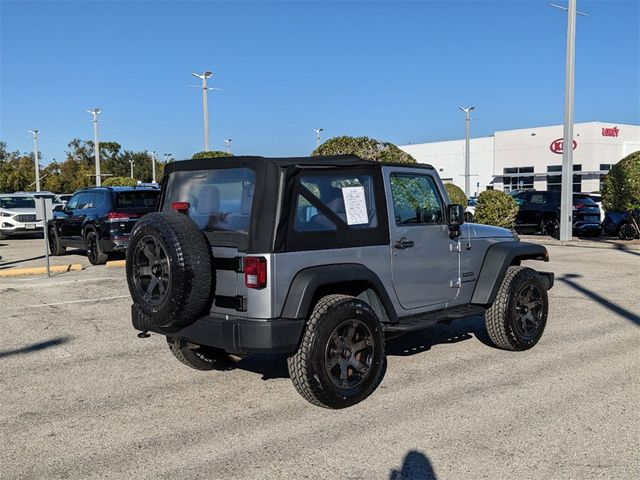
[27,129,41,192]
[86,108,101,186]
[458,106,475,198]
[223,139,232,154]
[191,71,221,152]
[313,128,324,148]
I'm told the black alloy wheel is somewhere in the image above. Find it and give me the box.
[86,231,108,265]
[512,283,544,342]
[324,319,375,390]
[619,222,639,240]
[131,235,171,307]
[543,218,560,238]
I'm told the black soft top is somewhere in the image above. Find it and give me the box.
[163,155,434,175]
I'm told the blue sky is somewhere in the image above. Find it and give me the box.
[1,0,639,164]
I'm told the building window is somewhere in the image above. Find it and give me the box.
[599,164,614,191]
[502,166,534,192]
[547,164,582,192]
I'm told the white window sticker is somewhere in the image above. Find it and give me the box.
[341,186,368,225]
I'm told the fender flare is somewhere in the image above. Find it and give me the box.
[280,263,398,323]
[470,241,549,306]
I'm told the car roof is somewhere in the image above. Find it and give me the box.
[164,155,434,176]
[76,186,160,193]
[0,193,35,197]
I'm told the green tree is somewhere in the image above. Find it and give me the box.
[311,136,417,164]
[474,190,519,229]
[103,176,138,187]
[192,151,232,159]
[602,151,640,211]
[444,182,467,206]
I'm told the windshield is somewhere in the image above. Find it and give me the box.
[162,168,256,234]
[115,191,159,209]
[0,197,35,209]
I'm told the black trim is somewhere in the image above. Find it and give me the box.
[280,264,399,323]
[385,305,486,333]
[214,295,246,311]
[215,256,243,272]
[132,305,305,354]
[470,241,550,306]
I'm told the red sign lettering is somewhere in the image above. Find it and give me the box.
[601,127,619,137]
[550,138,578,154]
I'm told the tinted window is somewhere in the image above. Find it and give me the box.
[0,197,35,209]
[115,191,159,209]
[163,168,255,234]
[74,192,93,209]
[573,195,596,206]
[390,174,444,225]
[66,194,81,210]
[294,174,378,232]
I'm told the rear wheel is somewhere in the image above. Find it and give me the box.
[287,294,386,409]
[48,227,66,255]
[485,266,548,351]
[167,337,232,371]
[86,231,108,265]
[619,222,639,240]
[541,218,560,239]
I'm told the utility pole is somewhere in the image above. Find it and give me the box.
[223,139,232,154]
[87,108,101,186]
[549,1,586,241]
[27,129,41,192]
[458,106,475,198]
[191,71,221,152]
[151,151,157,183]
[313,128,324,148]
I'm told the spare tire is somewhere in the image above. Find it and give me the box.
[126,211,214,328]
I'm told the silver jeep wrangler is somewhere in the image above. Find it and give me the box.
[126,155,553,409]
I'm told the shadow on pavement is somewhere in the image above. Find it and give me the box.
[0,336,70,359]
[558,273,640,326]
[602,240,640,257]
[389,450,437,480]
[0,255,46,269]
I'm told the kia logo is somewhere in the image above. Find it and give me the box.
[550,138,578,154]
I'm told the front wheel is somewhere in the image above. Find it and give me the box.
[485,266,548,351]
[86,231,108,265]
[541,218,560,239]
[48,227,66,256]
[619,222,639,240]
[287,294,386,409]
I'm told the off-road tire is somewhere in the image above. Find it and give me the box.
[167,337,232,371]
[287,294,386,409]
[86,230,108,265]
[126,211,213,329]
[48,227,66,256]
[485,266,548,351]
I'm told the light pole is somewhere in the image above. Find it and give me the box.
[27,129,40,192]
[313,128,324,148]
[129,157,135,179]
[191,71,221,152]
[150,150,157,183]
[459,106,475,198]
[549,0,586,241]
[87,108,101,186]
[163,153,172,164]
[223,139,232,154]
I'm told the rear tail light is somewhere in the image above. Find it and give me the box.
[106,212,134,222]
[244,256,267,289]
[172,201,190,214]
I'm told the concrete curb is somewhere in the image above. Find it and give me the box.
[521,236,640,251]
[0,264,83,277]
[106,260,126,268]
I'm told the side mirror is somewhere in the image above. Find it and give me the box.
[447,204,465,239]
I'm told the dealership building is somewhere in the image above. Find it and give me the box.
[399,121,640,196]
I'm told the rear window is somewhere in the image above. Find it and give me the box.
[115,191,159,209]
[162,168,256,234]
[0,197,35,209]
[573,195,597,205]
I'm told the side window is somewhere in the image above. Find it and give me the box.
[74,192,93,210]
[390,174,444,225]
[87,191,106,209]
[529,194,548,205]
[513,193,527,206]
[66,193,82,210]
[294,174,378,232]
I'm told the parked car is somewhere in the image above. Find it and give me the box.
[16,190,64,211]
[57,193,74,205]
[126,155,553,409]
[602,209,640,239]
[465,197,477,222]
[47,186,160,264]
[511,190,602,237]
[0,193,43,239]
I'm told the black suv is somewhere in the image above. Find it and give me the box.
[512,190,601,237]
[48,186,160,264]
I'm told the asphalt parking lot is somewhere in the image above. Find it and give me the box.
[1,239,638,479]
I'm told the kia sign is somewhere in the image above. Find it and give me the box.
[549,138,578,154]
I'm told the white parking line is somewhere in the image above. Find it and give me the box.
[11,295,130,309]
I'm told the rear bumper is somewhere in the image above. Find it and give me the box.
[99,235,129,252]
[132,305,305,355]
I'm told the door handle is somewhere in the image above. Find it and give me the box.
[393,237,415,250]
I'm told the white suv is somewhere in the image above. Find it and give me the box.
[0,194,43,239]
